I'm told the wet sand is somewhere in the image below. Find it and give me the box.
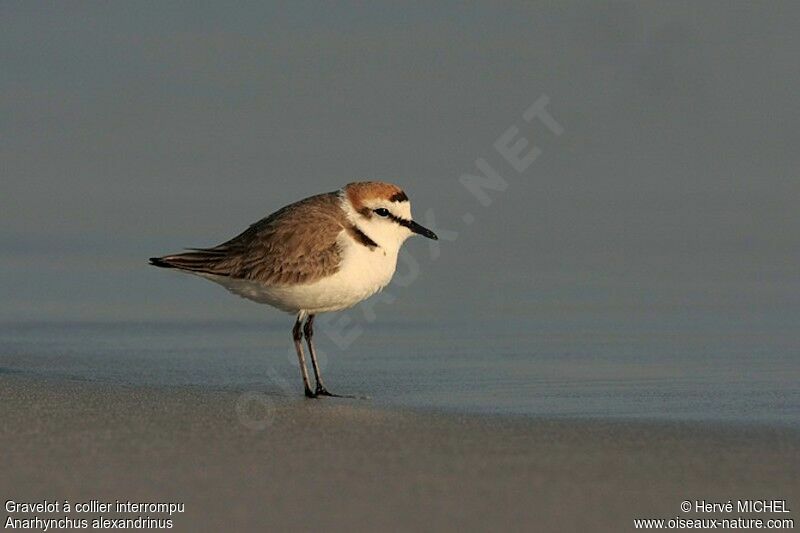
[1,374,798,532]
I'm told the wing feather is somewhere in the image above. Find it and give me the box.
[150,192,347,285]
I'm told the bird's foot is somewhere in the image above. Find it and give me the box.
[304,387,317,399]
[315,385,360,399]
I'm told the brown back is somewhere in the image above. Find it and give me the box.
[151,192,347,285]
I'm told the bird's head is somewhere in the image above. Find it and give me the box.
[341,181,438,249]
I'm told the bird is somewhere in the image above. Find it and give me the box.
[149,181,438,398]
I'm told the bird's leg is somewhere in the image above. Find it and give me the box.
[304,314,330,395]
[292,315,315,398]
[304,314,354,398]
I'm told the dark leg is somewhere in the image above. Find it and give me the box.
[292,314,315,398]
[304,314,353,398]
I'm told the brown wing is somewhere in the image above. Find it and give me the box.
[150,192,347,285]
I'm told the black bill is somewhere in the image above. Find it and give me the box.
[405,220,438,240]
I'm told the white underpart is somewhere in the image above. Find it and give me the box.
[198,193,415,315]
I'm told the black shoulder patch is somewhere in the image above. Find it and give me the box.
[389,191,409,202]
[347,224,379,249]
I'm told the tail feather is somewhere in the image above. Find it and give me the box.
[148,250,227,276]
[148,256,174,268]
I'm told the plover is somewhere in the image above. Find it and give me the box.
[150,181,438,397]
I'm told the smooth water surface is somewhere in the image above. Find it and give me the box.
[1,310,798,426]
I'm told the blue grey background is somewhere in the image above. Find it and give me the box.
[1,2,798,423]
[3,1,798,324]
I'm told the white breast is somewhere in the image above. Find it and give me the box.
[200,231,399,314]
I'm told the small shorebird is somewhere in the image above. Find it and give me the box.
[150,182,438,398]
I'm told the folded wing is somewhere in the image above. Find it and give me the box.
[149,192,346,286]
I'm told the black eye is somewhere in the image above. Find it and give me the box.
[373,208,390,217]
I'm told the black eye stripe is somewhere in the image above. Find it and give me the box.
[388,213,411,228]
[370,207,412,227]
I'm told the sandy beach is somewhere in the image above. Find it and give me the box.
[1,374,797,532]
